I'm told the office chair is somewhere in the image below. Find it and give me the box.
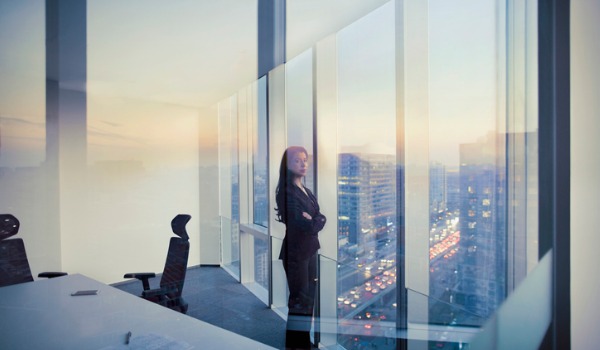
[0,214,67,288]
[124,214,191,314]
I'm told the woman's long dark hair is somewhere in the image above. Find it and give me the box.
[275,146,308,223]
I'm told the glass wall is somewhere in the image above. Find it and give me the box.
[86,1,208,282]
[1,1,237,284]
[0,0,59,275]
[218,0,539,348]
[0,1,45,167]
[251,76,270,294]
[0,0,551,347]
[219,79,271,299]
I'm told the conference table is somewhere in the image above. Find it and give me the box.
[0,274,276,349]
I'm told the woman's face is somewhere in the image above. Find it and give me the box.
[287,150,308,178]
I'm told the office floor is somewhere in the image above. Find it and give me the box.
[113,265,287,349]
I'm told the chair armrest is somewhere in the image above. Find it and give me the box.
[38,272,68,279]
[123,272,156,290]
[123,272,156,279]
[142,286,184,311]
[142,285,178,299]
[141,287,163,299]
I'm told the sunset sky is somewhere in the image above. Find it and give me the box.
[0,0,524,169]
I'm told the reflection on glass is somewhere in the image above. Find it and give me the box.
[429,133,507,326]
[286,48,314,191]
[324,255,479,349]
[336,2,396,348]
[254,233,269,290]
[253,76,269,227]
[427,0,538,328]
[0,0,46,168]
[210,0,538,346]
[0,1,53,273]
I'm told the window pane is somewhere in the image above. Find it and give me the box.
[230,98,241,278]
[427,0,538,327]
[286,0,390,60]
[254,233,269,290]
[219,97,240,279]
[253,76,269,227]
[427,0,502,327]
[336,2,397,345]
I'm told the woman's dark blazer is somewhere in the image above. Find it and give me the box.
[278,185,327,261]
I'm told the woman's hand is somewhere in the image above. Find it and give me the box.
[302,212,312,220]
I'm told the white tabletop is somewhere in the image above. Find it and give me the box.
[0,274,276,350]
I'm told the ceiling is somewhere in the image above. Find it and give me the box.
[86,0,390,110]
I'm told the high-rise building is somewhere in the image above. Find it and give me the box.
[430,162,447,215]
[455,133,506,324]
[252,170,268,227]
[338,152,396,265]
[446,169,460,214]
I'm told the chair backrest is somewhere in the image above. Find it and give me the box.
[1,213,20,240]
[171,214,191,240]
[0,214,34,287]
[160,214,191,298]
[160,237,190,298]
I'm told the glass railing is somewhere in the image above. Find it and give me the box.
[233,233,549,350]
[238,223,270,305]
[311,251,552,349]
[220,216,240,280]
[468,250,552,350]
[271,235,289,318]
[318,255,481,349]
[242,236,549,350]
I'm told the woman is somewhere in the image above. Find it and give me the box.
[275,146,326,349]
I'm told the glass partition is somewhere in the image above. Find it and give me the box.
[0,1,45,167]
[0,0,57,274]
[3,0,265,285]
[469,250,551,349]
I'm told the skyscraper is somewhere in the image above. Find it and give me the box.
[455,133,506,324]
[338,152,396,265]
[430,162,447,215]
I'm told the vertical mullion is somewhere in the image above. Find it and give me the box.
[538,0,570,348]
[394,0,407,332]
